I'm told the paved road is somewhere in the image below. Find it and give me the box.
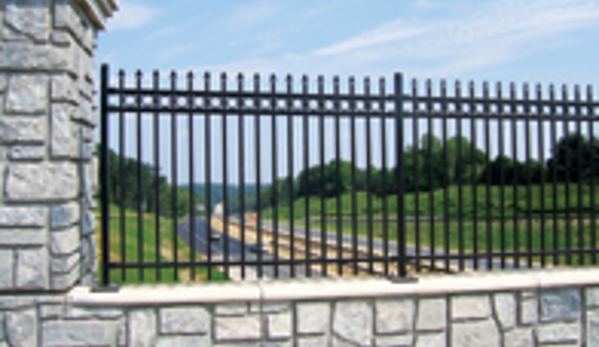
[176,218,319,280]
[177,217,538,280]
[252,220,537,272]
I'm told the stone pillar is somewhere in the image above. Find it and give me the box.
[0,0,117,293]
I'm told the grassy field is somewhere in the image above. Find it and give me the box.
[94,203,228,285]
[261,183,599,220]
[260,183,599,266]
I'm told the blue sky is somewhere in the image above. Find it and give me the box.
[97,0,599,185]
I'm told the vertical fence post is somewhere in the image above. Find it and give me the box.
[100,64,110,287]
[393,72,408,280]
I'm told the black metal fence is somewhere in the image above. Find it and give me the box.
[99,63,599,285]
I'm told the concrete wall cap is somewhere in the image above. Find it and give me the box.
[67,268,599,306]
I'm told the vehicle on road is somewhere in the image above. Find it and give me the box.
[249,242,268,253]
[210,231,221,241]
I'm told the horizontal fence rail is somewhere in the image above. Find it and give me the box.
[99,64,599,285]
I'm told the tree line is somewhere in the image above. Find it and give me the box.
[100,145,198,218]
[98,133,599,216]
[257,133,599,210]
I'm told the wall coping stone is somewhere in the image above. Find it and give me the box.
[67,267,599,307]
[74,0,119,30]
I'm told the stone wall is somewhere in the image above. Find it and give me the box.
[0,270,593,346]
[0,0,115,292]
[0,1,118,346]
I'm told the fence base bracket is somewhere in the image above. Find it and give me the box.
[91,285,120,293]
[387,275,418,284]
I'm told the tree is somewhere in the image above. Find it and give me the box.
[297,159,354,198]
[547,134,599,182]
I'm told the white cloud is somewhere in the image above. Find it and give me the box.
[413,0,443,11]
[183,0,599,80]
[107,1,160,31]
[221,1,282,31]
[157,43,199,65]
[313,20,425,57]
[312,0,599,76]
[142,26,177,43]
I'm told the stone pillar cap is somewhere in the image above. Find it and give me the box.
[75,0,119,30]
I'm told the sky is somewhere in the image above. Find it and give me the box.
[96,0,599,186]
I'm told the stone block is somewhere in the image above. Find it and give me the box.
[215,315,261,342]
[0,312,4,340]
[50,201,80,230]
[50,74,78,103]
[588,287,599,307]
[0,117,45,144]
[5,162,78,201]
[128,309,157,347]
[39,305,63,319]
[82,210,95,235]
[215,303,247,316]
[375,298,414,334]
[50,103,78,158]
[80,77,94,101]
[91,156,99,194]
[587,310,599,347]
[521,290,536,299]
[451,319,500,347]
[15,247,48,289]
[249,301,292,314]
[375,334,413,347]
[42,320,121,347]
[520,298,538,325]
[159,306,209,335]
[5,309,37,347]
[0,229,47,246]
[0,206,45,227]
[50,225,79,255]
[263,342,292,347]
[118,323,126,347]
[416,297,446,331]
[63,307,123,320]
[155,336,210,347]
[541,288,581,322]
[50,262,79,290]
[50,251,79,273]
[5,74,48,113]
[298,336,328,347]
[0,74,7,91]
[451,294,491,320]
[333,301,372,346]
[332,337,357,347]
[504,328,533,347]
[415,332,446,347]
[5,0,51,42]
[297,302,330,335]
[51,30,71,46]
[53,1,91,49]
[8,145,45,160]
[81,142,94,160]
[0,249,14,289]
[268,312,292,340]
[0,42,70,71]
[537,322,580,344]
[493,292,516,330]
[80,123,94,141]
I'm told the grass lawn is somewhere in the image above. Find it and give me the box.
[94,203,228,285]
[289,218,599,266]
[261,183,599,220]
